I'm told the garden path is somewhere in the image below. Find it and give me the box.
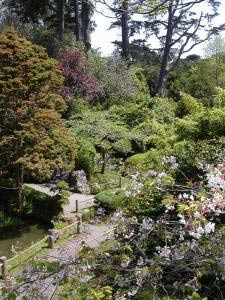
[17,223,113,300]
[24,183,95,218]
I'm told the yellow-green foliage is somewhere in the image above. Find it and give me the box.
[214,87,225,107]
[176,118,200,140]
[129,66,149,95]
[95,188,126,210]
[176,108,225,140]
[176,92,204,117]
[126,149,166,171]
[135,119,175,150]
[0,28,77,182]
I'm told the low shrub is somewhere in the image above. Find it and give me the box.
[95,188,126,211]
[0,211,24,232]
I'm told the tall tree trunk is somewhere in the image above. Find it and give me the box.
[81,0,92,51]
[155,3,173,97]
[121,0,129,60]
[74,0,81,41]
[58,0,65,43]
[16,164,24,212]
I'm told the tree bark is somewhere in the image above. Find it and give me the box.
[155,2,173,97]
[121,0,129,60]
[81,0,92,51]
[58,0,65,43]
[16,164,24,212]
[74,0,81,41]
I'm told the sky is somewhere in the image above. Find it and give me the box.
[92,1,225,57]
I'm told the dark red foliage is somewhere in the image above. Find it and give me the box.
[59,50,101,103]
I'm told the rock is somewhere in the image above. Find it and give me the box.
[69,170,91,194]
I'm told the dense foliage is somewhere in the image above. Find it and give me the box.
[0,28,77,209]
[0,4,225,298]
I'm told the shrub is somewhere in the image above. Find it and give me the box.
[89,55,141,104]
[176,92,204,117]
[109,103,150,128]
[176,109,225,140]
[76,141,96,179]
[176,118,200,140]
[59,50,101,104]
[0,28,77,210]
[126,149,166,171]
[0,211,24,232]
[95,189,126,211]
[173,138,225,178]
[214,87,225,108]
[197,108,225,138]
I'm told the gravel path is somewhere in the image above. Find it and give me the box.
[18,184,108,299]
[39,224,113,299]
[16,223,113,300]
[43,224,112,261]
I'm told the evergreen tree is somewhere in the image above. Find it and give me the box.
[0,28,77,210]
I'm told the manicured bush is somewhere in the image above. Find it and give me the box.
[126,149,165,171]
[95,188,126,211]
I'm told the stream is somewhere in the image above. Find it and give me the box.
[0,224,49,258]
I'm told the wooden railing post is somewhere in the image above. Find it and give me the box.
[63,268,69,283]
[48,229,54,249]
[119,176,122,188]
[75,199,79,213]
[0,256,8,285]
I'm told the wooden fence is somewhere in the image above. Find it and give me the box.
[0,218,81,281]
[0,195,101,283]
[0,226,115,289]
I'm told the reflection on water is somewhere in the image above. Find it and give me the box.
[0,224,49,258]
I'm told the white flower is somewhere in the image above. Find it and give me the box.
[190,194,195,201]
[183,193,189,199]
[158,171,167,178]
[128,288,138,296]
[157,246,171,258]
[193,212,201,218]
[140,218,154,233]
[178,214,186,225]
[190,226,204,239]
[165,205,175,213]
[137,257,144,266]
[204,222,215,234]
[121,257,131,268]
[196,226,205,235]
[125,190,132,197]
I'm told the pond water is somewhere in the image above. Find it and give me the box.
[0,224,49,258]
